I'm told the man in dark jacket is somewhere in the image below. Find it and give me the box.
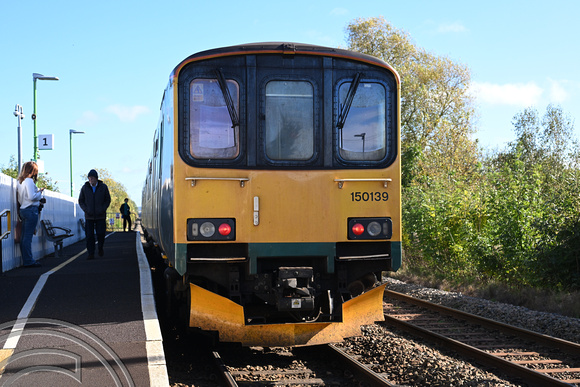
[120,198,131,232]
[79,169,111,259]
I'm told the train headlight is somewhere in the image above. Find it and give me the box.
[200,222,215,237]
[190,222,199,236]
[367,221,382,237]
[187,218,236,241]
[348,218,392,240]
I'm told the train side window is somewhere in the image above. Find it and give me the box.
[189,78,240,159]
[265,81,314,161]
[338,81,387,161]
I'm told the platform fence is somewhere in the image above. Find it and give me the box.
[0,172,86,272]
[105,212,138,232]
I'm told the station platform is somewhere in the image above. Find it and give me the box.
[0,231,169,386]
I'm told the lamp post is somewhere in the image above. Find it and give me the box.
[354,132,366,154]
[13,104,25,173]
[32,73,59,162]
[69,130,85,196]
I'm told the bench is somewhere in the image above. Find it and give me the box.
[41,219,74,256]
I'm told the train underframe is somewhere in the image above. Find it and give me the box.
[162,241,394,346]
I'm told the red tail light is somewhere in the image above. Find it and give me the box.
[348,218,393,240]
[352,223,365,236]
[218,223,232,236]
[187,218,236,241]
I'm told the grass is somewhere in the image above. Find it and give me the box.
[389,268,580,319]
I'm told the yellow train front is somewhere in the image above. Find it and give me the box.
[142,42,401,347]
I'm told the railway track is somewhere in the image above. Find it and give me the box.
[383,289,580,386]
[150,236,577,386]
[212,344,395,386]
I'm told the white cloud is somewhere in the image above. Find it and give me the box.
[548,78,569,103]
[437,22,467,33]
[75,110,99,126]
[121,165,147,174]
[471,81,543,107]
[304,30,339,47]
[330,8,348,16]
[106,104,150,122]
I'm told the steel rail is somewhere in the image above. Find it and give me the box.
[212,350,238,387]
[384,289,580,356]
[383,289,580,386]
[327,344,396,386]
[214,344,395,386]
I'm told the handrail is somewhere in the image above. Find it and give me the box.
[334,178,392,189]
[0,209,11,240]
[185,177,250,188]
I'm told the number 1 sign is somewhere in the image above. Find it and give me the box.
[38,134,54,150]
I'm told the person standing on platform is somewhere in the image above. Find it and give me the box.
[79,169,111,260]
[17,161,45,267]
[120,198,132,232]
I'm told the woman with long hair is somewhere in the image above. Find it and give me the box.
[17,161,45,267]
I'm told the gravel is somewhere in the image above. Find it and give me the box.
[344,324,519,386]
[337,277,580,386]
[383,277,580,344]
[167,276,580,386]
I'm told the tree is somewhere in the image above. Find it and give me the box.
[344,17,580,291]
[346,17,482,279]
[345,16,479,188]
[482,105,580,289]
[1,155,60,192]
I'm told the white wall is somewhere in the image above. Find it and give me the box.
[0,172,85,272]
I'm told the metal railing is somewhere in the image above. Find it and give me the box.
[105,212,139,232]
[1,209,11,273]
[0,209,10,240]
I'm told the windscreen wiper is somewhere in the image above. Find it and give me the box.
[214,68,240,128]
[337,72,362,130]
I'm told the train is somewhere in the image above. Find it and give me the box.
[141,42,401,347]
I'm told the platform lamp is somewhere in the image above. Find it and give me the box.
[13,104,25,173]
[69,130,85,196]
[354,132,366,154]
[32,73,59,162]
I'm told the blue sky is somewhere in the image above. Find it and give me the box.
[1,0,579,206]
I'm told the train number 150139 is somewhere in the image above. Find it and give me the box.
[350,192,389,202]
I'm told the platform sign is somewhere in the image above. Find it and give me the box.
[38,134,54,150]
